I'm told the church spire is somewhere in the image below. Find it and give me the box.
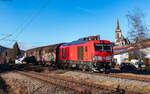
[117,19,120,29]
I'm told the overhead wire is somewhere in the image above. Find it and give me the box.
[1,39,16,42]
[6,0,51,47]
[0,34,11,36]
[0,34,12,41]
[0,5,37,42]
[0,9,40,45]
[15,0,51,39]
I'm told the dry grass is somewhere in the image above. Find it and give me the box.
[87,78,150,94]
[56,73,71,78]
[118,73,150,79]
[93,80,150,94]
[54,72,150,94]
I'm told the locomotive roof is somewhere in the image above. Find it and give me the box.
[63,39,111,46]
[63,38,87,46]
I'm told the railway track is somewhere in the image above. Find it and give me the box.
[11,64,150,83]
[16,71,143,94]
[10,64,150,83]
[74,70,150,82]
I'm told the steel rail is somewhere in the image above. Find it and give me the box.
[16,71,100,94]
[28,71,143,94]
[75,70,150,82]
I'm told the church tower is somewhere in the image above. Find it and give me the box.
[115,19,130,45]
[115,19,122,44]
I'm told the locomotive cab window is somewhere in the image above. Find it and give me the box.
[94,43,111,51]
[94,43,102,51]
[103,44,111,51]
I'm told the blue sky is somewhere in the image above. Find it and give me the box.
[0,0,150,50]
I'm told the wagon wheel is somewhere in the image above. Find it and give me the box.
[65,63,69,69]
[89,68,94,72]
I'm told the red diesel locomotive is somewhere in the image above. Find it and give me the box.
[25,35,113,72]
[58,36,113,72]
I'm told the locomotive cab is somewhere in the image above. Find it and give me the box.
[92,40,113,72]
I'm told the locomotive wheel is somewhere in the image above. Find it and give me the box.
[82,65,86,71]
[65,63,69,69]
[59,63,64,69]
[81,64,89,71]
[75,64,80,70]
[89,69,94,72]
[89,67,98,72]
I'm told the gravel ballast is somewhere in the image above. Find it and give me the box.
[49,70,150,94]
[1,72,80,94]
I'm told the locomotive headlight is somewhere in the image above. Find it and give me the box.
[92,56,97,60]
[97,56,102,60]
[93,56,102,60]
[106,56,112,60]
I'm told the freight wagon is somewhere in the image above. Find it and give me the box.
[25,44,62,66]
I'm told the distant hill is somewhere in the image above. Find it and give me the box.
[0,45,8,55]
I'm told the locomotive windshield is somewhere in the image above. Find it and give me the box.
[94,44,102,51]
[94,43,111,51]
[104,45,111,51]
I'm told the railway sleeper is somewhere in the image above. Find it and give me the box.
[16,71,100,94]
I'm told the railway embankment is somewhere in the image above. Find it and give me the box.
[0,64,149,94]
[57,71,150,93]
[42,69,150,94]
[1,72,80,94]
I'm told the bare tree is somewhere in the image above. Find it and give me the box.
[126,8,150,61]
[126,8,149,43]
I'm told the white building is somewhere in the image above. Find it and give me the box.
[113,46,150,65]
[113,48,129,65]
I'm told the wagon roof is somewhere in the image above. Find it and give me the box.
[26,43,63,52]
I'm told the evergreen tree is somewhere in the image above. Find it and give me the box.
[13,42,21,59]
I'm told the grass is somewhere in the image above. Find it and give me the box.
[118,73,150,78]
[53,72,150,94]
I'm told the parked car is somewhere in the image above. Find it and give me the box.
[131,59,146,71]
[120,59,146,71]
[15,56,26,64]
[120,62,136,71]
[23,56,37,64]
